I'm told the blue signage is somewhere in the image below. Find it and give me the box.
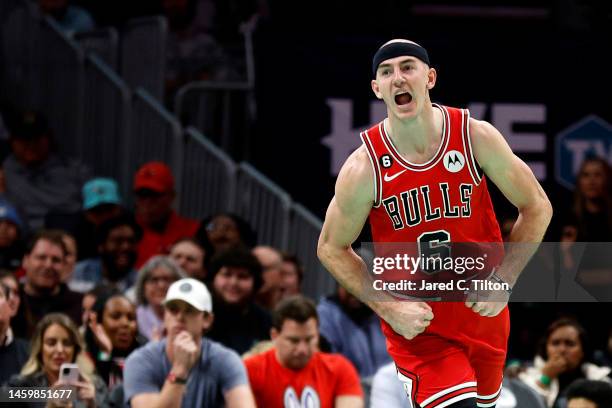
[555,115,612,189]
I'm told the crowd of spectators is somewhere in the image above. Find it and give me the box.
[0,102,610,407]
[1,2,611,404]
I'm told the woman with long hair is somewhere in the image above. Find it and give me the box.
[84,292,145,387]
[563,157,612,242]
[560,158,612,307]
[7,313,109,407]
[519,317,611,407]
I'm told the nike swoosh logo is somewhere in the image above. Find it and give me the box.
[384,170,407,182]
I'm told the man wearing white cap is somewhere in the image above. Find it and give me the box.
[123,278,256,408]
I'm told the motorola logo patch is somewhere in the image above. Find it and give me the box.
[443,150,465,173]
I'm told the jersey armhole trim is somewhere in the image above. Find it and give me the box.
[461,109,483,186]
[360,130,382,208]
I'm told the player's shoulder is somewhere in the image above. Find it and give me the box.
[468,117,501,141]
[337,145,373,188]
[468,117,509,154]
[335,146,374,205]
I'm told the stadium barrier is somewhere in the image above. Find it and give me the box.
[74,27,119,71]
[120,16,167,102]
[37,16,84,159]
[288,204,336,299]
[82,53,131,185]
[235,163,292,250]
[128,88,183,206]
[180,127,238,219]
[0,6,333,300]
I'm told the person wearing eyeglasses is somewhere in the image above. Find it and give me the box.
[132,256,186,341]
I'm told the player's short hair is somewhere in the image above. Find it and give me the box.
[272,295,318,331]
[566,379,612,407]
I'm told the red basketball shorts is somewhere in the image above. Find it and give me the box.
[381,302,510,408]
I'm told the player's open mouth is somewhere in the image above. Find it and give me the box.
[394,91,413,106]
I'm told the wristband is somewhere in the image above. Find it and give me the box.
[167,372,188,385]
[540,374,551,386]
[490,271,513,295]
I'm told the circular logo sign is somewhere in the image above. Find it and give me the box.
[443,150,465,173]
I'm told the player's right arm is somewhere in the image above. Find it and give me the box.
[317,146,433,340]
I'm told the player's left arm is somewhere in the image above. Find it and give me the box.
[468,118,552,313]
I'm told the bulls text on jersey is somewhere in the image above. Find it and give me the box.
[381,182,473,230]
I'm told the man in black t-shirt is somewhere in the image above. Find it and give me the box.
[13,230,82,338]
[0,280,28,384]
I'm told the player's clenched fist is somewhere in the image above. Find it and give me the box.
[381,301,434,340]
[464,287,509,317]
[172,331,199,376]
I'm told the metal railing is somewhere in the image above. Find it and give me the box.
[235,163,292,250]
[0,5,334,300]
[288,204,332,299]
[173,19,257,160]
[1,0,39,109]
[180,127,237,219]
[174,81,253,157]
[36,16,84,158]
[82,53,130,182]
[75,27,119,70]
[120,16,167,102]
[127,88,183,205]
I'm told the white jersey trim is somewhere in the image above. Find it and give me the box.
[379,103,450,172]
[360,130,383,208]
[420,381,477,407]
[461,109,483,185]
[435,393,478,408]
[477,400,499,408]
[476,383,503,400]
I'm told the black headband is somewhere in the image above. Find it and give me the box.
[372,41,430,77]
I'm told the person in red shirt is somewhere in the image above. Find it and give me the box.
[133,161,200,268]
[244,295,363,408]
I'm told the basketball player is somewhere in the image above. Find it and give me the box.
[318,39,552,408]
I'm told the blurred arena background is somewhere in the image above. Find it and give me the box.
[0,1,610,407]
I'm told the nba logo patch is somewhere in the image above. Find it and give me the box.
[443,150,465,173]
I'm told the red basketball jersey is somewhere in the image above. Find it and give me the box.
[360,104,509,360]
[361,103,502,246]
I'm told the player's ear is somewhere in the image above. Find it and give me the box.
[426,67,437,90]
[371,79,383,99]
